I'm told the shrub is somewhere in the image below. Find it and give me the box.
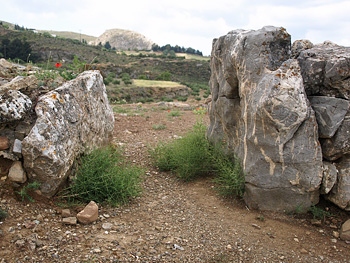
[156,71,172,81]
[113,79,120,85]
[121,72,131,82]
[161,97,173,102]
[123,79,132,85]
[121,73,132,85]
[138,74,147,80]
[68,146,143,206]
[103,78,110,85]
[176,96,188,102]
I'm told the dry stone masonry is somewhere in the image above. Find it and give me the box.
[208,26,350,212]
[0,62,114,197]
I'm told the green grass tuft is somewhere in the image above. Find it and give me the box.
[150,121,245,194]
[168,110,181,117]
[150,122,212,181]
[67,146,143,206]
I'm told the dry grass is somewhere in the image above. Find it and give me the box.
[133,79,186,88]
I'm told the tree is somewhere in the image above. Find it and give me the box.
[186,47,195,54]
[151,43,160,52]
[104,41,111,50]
[0,38,32,61]
[168,50,176,58]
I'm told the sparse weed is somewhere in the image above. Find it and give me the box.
[35,69,59,81]
[256,215,265,221]
[0,207,7,221]
[17,181,41,202]
[295,204,305,214]
[309,205,332,220]
[168,110,181,117]
[113,106,129,114]
[208,253,231,263]
[152,124,166,130]
[193,106,207,115]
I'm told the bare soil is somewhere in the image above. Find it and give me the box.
[0,101,350,263]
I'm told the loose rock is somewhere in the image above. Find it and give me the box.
[76,201,99,224]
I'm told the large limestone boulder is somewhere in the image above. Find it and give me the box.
[208,26,323,212]
[22,70,115,197]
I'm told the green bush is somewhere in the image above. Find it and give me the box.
[138,74,147,80]
[121,72,132,85]
[68,146,143,206]
[161,97,173,102]
[150,122,245,195]
[176,96,188,102]
[113,79,121,85]
[156,71,172,81]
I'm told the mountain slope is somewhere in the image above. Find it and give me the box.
[94,28,154,50]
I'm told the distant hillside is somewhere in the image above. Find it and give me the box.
[94,29,154,51]
[37,30,97,43]
[0,24,209,84]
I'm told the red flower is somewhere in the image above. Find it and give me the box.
[55,62,62,68]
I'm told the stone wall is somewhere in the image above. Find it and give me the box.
[208,26,350,211]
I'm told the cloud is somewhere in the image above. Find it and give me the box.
[243,1,350,44]
[1,0,349,55]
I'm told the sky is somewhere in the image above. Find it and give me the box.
[1,0,349,56]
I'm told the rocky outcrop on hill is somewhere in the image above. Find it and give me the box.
[0,62,114,197]
[208,26,350,212]
[94,29,154,51]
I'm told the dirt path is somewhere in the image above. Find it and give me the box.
[0,102,349,262]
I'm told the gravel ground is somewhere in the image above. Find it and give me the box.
[1,102,349,263]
